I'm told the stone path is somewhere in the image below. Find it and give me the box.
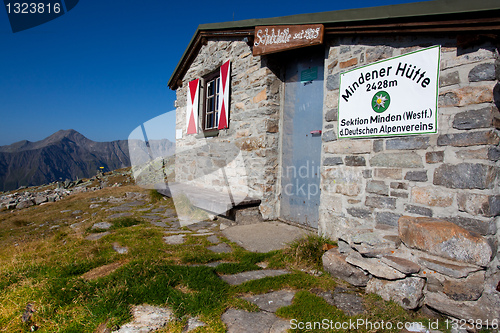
[222,309,290,333]
[207,243,232,253]
[222,221,313,253]
[220,269,290,286]
[242,290,296,312]
[215,267,297,332]
[313,287,366,316]
[77,192,400,332]
[221,290,295,333]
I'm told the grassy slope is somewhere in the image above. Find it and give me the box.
[0,172,452,333]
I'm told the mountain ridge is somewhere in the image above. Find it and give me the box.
[0,129,174,191]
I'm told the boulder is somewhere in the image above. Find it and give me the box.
[34,196,48,205]
[366,277,425,310]
[16,199,34,209]
[442,271,485,301]
[424,290,498,322]
[322,248,370,287]
[398,216,492,266]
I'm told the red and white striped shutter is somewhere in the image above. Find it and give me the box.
[186,79,200,134]
[218,60,231,130]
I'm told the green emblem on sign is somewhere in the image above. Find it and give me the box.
[371,91,390,113]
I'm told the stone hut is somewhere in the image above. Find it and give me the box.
[167,0,500,321]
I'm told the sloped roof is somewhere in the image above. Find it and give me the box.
[168,0,500,89]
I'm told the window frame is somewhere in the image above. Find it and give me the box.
[201,70,221,134]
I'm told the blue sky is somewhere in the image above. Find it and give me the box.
[0,0,427,145]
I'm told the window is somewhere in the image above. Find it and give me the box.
[201,60,230,133]
[203,72,220,131]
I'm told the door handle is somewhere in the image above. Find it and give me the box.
[310,130,322,135]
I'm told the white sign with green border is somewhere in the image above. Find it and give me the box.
[338,45,440,138]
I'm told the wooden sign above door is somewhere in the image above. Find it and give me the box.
[253,24,324,56]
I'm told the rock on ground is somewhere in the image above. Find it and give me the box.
[322,248,370,287]
[366,277,425,310]
[242,290,295,312]
[112,304,173,333]
[221,309,290,333]
[220,269,290,286]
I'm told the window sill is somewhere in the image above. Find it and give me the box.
[196,129,219,138]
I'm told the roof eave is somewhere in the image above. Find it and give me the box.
[168,0,500,90]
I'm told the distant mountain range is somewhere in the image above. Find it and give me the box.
[0,129,175,192]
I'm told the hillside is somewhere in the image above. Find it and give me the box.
[0,129,174,192]
[0,171,442,332]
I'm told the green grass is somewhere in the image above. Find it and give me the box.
[283,234,337,270]
[149,189,164,203]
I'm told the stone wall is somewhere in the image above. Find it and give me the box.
[174,38,281,219]
[320,35,500,320]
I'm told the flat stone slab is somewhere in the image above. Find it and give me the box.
[242,290,295,313]
[352,243,396,258]
[165,231,191,235]
[163,235,186,245]
[123,200,146,207]
[194,228,212,233]
[141,215,162,221]
[92,222,113,230]
[187,221,216,230]
[164,209,177,217]
[196,261,229,267]
[381,255,421,274]
[352,232,386,246]
[222,221,312,253]
[220,269,290,285]
[315,288,365,316]
[418,257,481,278]
[135,207,153,212]
[86,232,111,241]
[107,205,132,212]
[221,309,290,333]
[192,232,215,237]
[150,221,168,228]
[112,304,173,333]
[207,235,220,244]
[346,253,406,280]
[207,243,232,253]
[109,212,132,219]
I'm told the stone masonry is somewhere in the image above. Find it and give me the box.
[320,36,500,321]
[174,39,281,219]
[172,31,500,321]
